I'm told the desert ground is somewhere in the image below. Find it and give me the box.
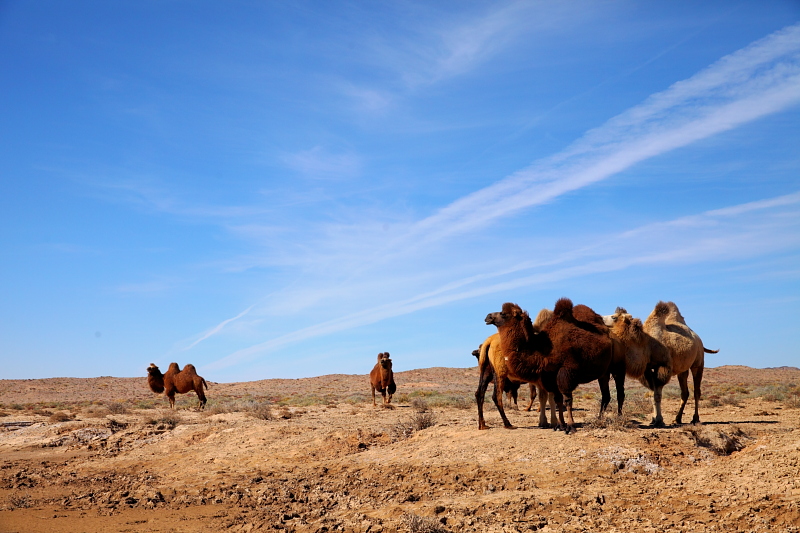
[1,365,799,533]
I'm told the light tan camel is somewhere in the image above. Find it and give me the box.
[643,301,718,425]
[604,307,673,425]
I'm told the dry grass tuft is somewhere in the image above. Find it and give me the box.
[48,411,74,423]
[9,494,31,509]
[392,399,437,439]
[106,402,129,414]
[584,389,652,431]
[403,513,448,533]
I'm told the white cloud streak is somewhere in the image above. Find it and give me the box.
[183,304,255,351]
[202,24,800,372]
[204,190,800,371]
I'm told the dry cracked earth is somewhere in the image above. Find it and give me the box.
[1,365,799,533]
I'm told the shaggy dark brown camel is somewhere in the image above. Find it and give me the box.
[370,352,396,406]
[474,323,557,430]
[147,363,208,409]
[485,298,613,433]
[643,301,718,426]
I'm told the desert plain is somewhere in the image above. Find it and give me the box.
[1,365,799,533]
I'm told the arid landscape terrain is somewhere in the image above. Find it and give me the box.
[1,365,799,533]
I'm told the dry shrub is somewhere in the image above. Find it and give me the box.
[147,412,181,430]
[107,402,129,414]
[48,411,74,423]
[682,425,747,456]
[249,402,272,420]
[393,400,437,439]
[785,392,800,409]
[403,514,448,533]
[584,389,652,431]
[9,494,31,509]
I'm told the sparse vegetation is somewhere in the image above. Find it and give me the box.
[585,389,653,430]
[147,412,181,430]
[403,513,448,533]
[393,399,437,439]
[48,411,74,423]
[9,494,31,509]
[107,402,129,414]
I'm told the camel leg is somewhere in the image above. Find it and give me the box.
[690,365,704,425]
[613,370,625,415]
[492,377,515,429]
[536,386,549,427]
[196,389,207,410]
[675,370,690,425]
[548,392,558,428]
[650,384,665,427]
[598,372,612,415]
[372,386,377,407]
[509,386,519,411]
[475,365,494,430]
[525,383,536,412]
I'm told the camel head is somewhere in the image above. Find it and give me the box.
[472,346,481,359]
[610,312,644,344]
[602,307,629,327]
[147,363,165,393]
[485,302,526,327]
[379,357,393,370]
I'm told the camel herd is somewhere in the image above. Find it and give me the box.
[144,299,716,436]
[480,299,717,433]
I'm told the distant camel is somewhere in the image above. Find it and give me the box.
[147,363,208,409]
[370,352,396,406]
[643,302,718,426]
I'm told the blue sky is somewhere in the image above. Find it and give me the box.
[2,1,799,381]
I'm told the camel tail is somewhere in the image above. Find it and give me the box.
[202,378,208,390]
[703,347,719,354]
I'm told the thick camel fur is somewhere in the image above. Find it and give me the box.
[604,307,673,423]
[147,363,208,409]
[473,333,557,430]
[485,299,613,434]
[370,352,396,406]
[472,343,531,411]
[643,301,718,426]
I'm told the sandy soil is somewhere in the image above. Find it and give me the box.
[1,365,799,532]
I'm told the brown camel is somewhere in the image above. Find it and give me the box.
[147,363,208,409]
[474,309,557,430]
[643,301,718,426]
[485,299,613,433]
[370,352,396,406]
[472,342,536,411]
[604,307,673,424]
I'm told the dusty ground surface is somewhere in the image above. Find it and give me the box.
[1,365,799,532]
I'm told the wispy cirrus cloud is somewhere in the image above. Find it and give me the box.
[203,190,800,371]
[281,146,362,180]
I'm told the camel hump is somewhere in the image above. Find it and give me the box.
[653,301,670,318]
[553,298,574,320]
[183,364,197,372]
[703,346,719,354]
[532,308,553,331]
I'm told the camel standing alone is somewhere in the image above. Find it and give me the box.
[147,363,208,409]
[370,352,396,406]
[643,301,718,426]
[486,299,613,433]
